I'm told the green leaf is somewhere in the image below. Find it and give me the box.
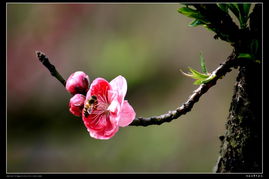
[250,39,259,54]
[203,24,215,32]
[217,3,229,13]
[177,7,196,14]
[200,52,208,74]
[188,19,204,27]
[228,3,251,29]
[254,59,261,64]
[193,75,216,85]
[238,53,260,63]
[188,67,209,79]
[193,79,203,85]
[238,4,251,28]
[243,4,251,17]
[200,74,216,84]
[180,68,209,80]
[179,69,195,78]
[227,3,240,19]
[181,67,215,85]
[177,7,204,19]
[227,3,245,28]
[238,53,252,59]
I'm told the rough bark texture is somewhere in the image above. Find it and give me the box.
[214,4,262,173]
[215,61,262,172]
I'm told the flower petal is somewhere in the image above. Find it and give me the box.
[86,77,111,101]
[85,114,119,140]
[89,126,119,140]
[118,100,136,127]
[107,99,121,115]
[109,75,127,106]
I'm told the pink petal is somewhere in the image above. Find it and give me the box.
[86,77,111,101]
[109,75,127,106]
[107,99,121,115]
[84,114,119,140]
[89,126,119,140]
[118,100,136,127]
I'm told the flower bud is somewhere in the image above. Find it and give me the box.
[66,71,90,95]
[69,94,86,117]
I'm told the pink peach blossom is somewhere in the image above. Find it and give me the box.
[69,94,86,117]
[82,75,136,140]
[66,71,90,95]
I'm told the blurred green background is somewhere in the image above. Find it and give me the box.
[7,3,238,173]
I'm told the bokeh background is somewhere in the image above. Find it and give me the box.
[7,3,238,173]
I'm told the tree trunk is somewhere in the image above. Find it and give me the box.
[214,60,262,172]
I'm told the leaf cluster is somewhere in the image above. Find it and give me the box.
[180,53,216,85]
[217,3,251,29]
[178,3,252,30]
[178,3,261,79]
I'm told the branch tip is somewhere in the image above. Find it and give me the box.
[36,51,66,87]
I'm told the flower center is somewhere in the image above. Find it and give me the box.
[95,94,110,114]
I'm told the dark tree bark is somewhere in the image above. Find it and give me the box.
[215,4,262,172]
[215,62,262,172]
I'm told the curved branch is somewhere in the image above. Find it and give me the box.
[36,50,242,127]
[129,51,240,126]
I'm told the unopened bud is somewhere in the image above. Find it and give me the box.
[66,71,90,95]
[69,94,86,117]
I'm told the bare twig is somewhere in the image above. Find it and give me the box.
[129,51,240,126]
[36,51,66,86]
